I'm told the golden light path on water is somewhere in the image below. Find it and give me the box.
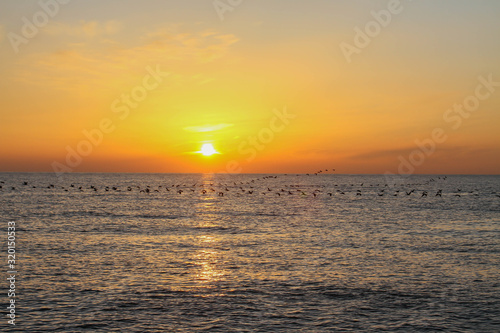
[192,174,227,294]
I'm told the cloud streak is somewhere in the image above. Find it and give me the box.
[11,25,239,91]
[0,25,5,44]
[44,20,123,38]
[184,123,234,133]
[350,146,478,161]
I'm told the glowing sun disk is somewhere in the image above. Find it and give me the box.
[200,143,218,156]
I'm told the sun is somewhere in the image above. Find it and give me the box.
[200,143,218,156]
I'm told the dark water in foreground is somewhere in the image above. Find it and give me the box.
[1,173,499,332]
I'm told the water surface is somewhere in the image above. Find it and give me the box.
[1,173,499,332]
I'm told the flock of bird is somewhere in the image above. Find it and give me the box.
[1,171,499,199]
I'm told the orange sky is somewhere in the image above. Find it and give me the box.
[1,0,499,174]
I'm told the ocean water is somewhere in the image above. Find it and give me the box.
[1,173,499,332]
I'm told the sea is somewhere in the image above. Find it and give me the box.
[1,173,499,332]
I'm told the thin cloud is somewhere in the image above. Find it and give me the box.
[350,146,467,161]
[184,123,234,133]
[44,20,123,38]
[295,148,339,156]
[12,26,239,90]
[0,25,5,44]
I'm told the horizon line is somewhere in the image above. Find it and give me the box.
[0,171,499,176]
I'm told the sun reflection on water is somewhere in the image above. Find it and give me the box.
[192,173,227,291]
[195,244,225,283]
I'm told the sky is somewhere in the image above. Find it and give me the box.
[0,0,499,175]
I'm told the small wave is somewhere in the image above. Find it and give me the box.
[136,214,187,220]
[60,210,127,218]
[193,226,234,231]
[59,211,187,220]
